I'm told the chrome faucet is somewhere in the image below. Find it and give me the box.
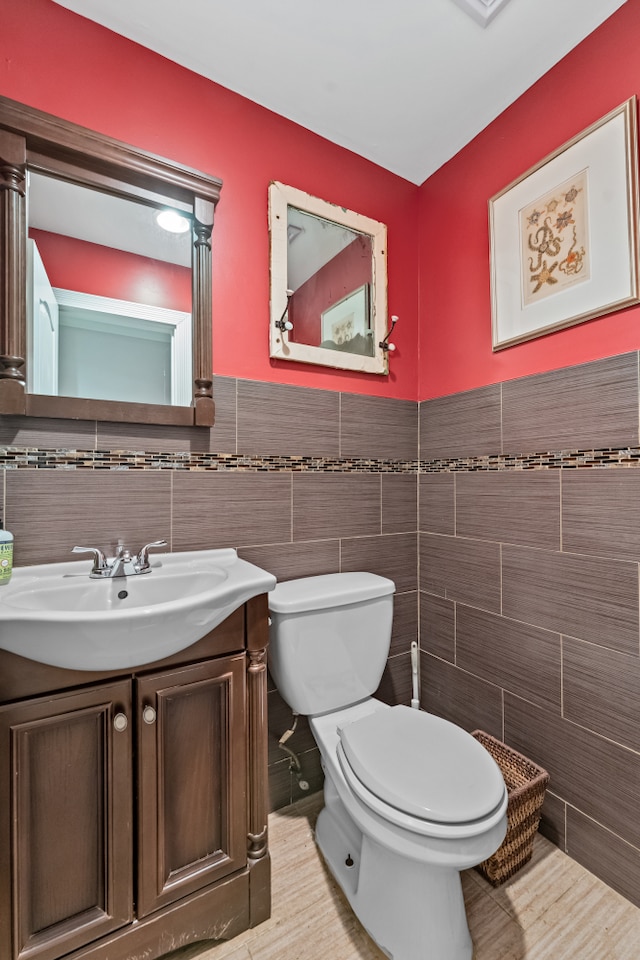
[108,545,138,578]
[72,540,168,578]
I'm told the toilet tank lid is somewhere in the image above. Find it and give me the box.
[268,572,395,614]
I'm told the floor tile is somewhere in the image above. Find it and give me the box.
[468,833,587,929]
[166,793,640,960]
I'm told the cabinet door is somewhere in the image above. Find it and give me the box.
[136,654,247,918]
[0,680,133,960]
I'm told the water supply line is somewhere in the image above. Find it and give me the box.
[278,712,310,791]
[411,640,420,709]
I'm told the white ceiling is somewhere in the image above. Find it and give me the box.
[29,173,192,266]
[53,0,627,185]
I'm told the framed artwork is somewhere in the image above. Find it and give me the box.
[490,97,640,350]
[320,284,372,356]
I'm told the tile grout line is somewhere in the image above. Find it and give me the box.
[559,468,563,553]
[453,599,457,667]
[234,379,239,455]
[169,471,174,552]
[560,634,564,719]
[453,471,456,536]
[290,473,294,546]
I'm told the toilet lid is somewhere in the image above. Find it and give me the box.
[338,705,506,824]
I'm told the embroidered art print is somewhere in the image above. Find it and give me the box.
[520,171,590,307]
[490,98,640,350]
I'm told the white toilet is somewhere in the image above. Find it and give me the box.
[268,572,508,960]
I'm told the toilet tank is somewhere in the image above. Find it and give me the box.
[268,572,395,716]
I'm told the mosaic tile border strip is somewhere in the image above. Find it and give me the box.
[420,448,640,472]
[0,448,417,473]
[3,446,640,472]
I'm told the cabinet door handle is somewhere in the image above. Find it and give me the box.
[113,712,128,733]
[142,705,157,725]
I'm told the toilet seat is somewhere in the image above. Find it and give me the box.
[337,705,506,832]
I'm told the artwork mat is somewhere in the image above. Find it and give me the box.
[490,98,639,350]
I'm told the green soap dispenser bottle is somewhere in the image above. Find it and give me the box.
[0,524,13,586]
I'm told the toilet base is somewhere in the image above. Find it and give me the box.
[315,789,473,960]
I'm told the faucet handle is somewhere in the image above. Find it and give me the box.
[135,539,168,571]
[72,545,108,573]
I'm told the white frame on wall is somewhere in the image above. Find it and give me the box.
[269,181,389,375]
[489,97,640,350]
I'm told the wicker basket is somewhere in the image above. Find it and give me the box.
[471,730,549,886]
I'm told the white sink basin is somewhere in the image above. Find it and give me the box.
[0,549,276,670]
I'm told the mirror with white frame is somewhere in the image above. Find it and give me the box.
[269,182,389,375]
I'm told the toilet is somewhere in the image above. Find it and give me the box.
[268,572,508,960]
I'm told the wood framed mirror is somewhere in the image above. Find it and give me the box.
[0,95,222,426]
[269,182,389,375]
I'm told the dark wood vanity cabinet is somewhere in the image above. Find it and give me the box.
[136,656,247,919]
[0,597,271,960]
[0,680,134,960]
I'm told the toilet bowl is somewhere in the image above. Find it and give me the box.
[268,573,508,960]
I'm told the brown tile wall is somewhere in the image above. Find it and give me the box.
[7,349,640,908]
[0,376,418,813]
[419,352,640,908]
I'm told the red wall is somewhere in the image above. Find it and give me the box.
[2,0,419,400]
[30,229,191,312]
[418,1,640,400]
[6,1,635,404]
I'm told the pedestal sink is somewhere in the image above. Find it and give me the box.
[0,548,276,670]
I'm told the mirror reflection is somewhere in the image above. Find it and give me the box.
[269,182,388,375]
[27,172,193,406]
[286,207,374,357]
[0,93,221,425]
